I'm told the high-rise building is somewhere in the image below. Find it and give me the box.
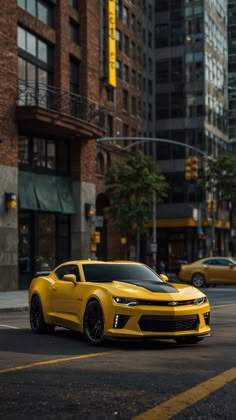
[150,0,229,267]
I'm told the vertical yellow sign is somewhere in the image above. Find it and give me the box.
[108,0,116,87]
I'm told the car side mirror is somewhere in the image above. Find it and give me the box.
[63,274,77,284]
[159,274,169,282]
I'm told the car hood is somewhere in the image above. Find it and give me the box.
[98,279,205,300]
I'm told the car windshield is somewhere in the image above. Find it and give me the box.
[82,263,164,283]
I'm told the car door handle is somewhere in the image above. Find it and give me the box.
[51,285,56,291]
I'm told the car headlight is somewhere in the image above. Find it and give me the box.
[113,297,139,306]
[193,297,207,305]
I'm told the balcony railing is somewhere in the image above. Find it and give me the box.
[17,80,105,128]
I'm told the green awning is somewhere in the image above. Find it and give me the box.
[33,174,62,212]
[18,171,38,210]
[57,176,77,214]
[19,172,76,214]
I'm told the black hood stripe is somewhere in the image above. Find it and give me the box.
[116,279,179,293]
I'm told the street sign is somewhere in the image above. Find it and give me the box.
[94,216,104,228]
[151,243,157,253]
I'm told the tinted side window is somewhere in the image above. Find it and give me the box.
[55,264,79,280]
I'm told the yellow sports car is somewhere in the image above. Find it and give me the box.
[179,256,236,287]
[29,260,211,345]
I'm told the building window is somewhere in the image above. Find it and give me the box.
[116,29,122,50]
[106,86,114,102]
[17,26,53,107]
[70,19,80,44]
[131,41,136,60]
[70,57,80,115]
[123,6,129,25]
[123,89,129,111]
[131,96,137,115]
[69,0,79,10]
[123,64,129,82]
[107,115,113,136]
[116,0,122,19]
[131,69,136,86]
[96,153,105,175]
[131,14,135,31]
[18,136,69,174]
[70,57,80,93]
[116,60,122,78]
[17,0,53,26]
[124,35,129,56]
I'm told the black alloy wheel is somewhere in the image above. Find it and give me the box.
[83,300,105,345]
[30,295,55,334]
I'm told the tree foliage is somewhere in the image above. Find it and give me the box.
[105,153,169,236]
[202,152,236,203]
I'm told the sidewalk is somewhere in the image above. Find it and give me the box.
[0,290,28,313]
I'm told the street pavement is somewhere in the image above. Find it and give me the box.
[0,290,28,312]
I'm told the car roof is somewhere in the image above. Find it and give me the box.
[59,260,143,265]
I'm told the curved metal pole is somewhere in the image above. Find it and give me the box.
[97,136,207,157]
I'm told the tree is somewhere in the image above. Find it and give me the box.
[202,152,236,204]
[104,153,168,237]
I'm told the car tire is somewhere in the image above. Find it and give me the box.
[191,272,206,288]
[175,336,204,344]
[83,300,105,345]
[30,295,55,334]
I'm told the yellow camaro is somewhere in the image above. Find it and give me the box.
[29,260,211,345]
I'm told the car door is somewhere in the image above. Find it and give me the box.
[50,264,83,328]
[204,258,235,284]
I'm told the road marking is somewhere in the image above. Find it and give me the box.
[0,324,19,329]
[0,351,114,374]
[132,366,236,420]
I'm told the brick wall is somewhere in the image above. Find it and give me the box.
[0,1,18,167]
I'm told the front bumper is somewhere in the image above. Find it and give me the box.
[104,302,211,339]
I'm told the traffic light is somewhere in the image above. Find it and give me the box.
[191,156,199,180]
[185,157,199,181]
[185,158,192,181]
[207,199,212,213]
[207,199,217,213]
[213,200,217,213]
[91,231,101,244]
[85,203,95,220]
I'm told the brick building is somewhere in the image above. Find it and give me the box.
[0,0,144,291]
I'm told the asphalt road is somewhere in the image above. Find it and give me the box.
[0,286,235,420]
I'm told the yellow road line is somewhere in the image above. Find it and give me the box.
[132,366,236,420]
[0,351,113,374]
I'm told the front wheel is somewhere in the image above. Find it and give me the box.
[30,295,55,334]
[175,336,204,345]
[83,300,105,345]
[191,272,206,288]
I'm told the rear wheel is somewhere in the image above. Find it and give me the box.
[175,336,204,345]
[30,295,55,334]
[191,272,206,288]
[83,300,105,345]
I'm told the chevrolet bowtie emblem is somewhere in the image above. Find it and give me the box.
[168,301,178,306]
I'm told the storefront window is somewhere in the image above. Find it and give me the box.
[37,214,55,272]
[18,136,29,163]
[19,217,31,273]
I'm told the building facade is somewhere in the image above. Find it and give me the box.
[0,0,146,291]
[0,0,107,290]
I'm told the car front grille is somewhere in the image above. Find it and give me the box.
[138,315,198,332]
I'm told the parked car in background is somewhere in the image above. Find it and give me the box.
[29,260,211,345]
[179,256,236,287]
